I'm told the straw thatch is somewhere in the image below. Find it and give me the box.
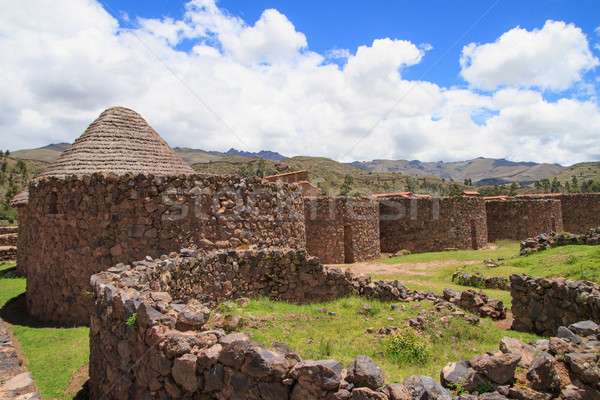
[40,107,194,177]
[9,106,195,207]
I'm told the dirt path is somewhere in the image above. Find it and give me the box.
[330,259,480,277]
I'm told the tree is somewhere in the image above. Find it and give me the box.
[449,183,462,196]
[464,178,473,186]
[534,180,542,193]
[339,175,354,196]
[4,150,9,156]
[237,162,253,177]
[407,177,419,193]
[541,178,551,193]
[550,177,562,193]
[509,182,518,196]
[255,159,270,178]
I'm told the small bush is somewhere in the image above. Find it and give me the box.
[126,313,137,328]
[386,327,431,365]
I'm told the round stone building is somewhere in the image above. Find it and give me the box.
[13,107,306,324]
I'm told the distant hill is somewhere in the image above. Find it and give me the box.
[348,157,566,185]
[11,142,70,162]
[219,148,287,161]
[12,143,287,164]
[547,162,600,186]
[192,155,462,196]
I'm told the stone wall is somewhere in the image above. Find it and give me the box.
[379,196,487,254]
[20,173,305,325]
[89,248,508,400]
[0,226,17,235]
[511,274,600,336]
[485,198,563,243]
[520,228,600,255]
[0,248,17,262]
[0,234,17,247]
[559,193,600,234]
[304,197,380,264]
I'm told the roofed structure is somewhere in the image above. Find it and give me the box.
[10,106,194,207]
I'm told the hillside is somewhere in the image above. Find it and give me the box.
[0,156,48,222]
[11,143,70,163]
[192,155,466,196]
[171,147,222,164]
[349,157,565,185]
[547,162,600,186]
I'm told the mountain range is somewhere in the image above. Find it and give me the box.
[11,143,569,185]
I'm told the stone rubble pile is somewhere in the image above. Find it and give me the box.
[0,317,40,399]
[511,274,600,336]
[0,227,17,235]
[89,248,600,399]
[452,271,509,291]
[520,227,600,255]
[0,249,17,262]
[442,320,600,400]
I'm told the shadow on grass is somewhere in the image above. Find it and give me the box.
[0,293,87,329]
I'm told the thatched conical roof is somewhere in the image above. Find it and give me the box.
[40,106,194,177]
[10,106,194,207]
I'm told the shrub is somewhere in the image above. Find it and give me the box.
[386,327,431,365]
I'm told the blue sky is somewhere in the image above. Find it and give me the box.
[1,0,599,165]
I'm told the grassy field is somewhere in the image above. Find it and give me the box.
[0,261,89,400]
[1,241,597,397]
[216,296,541,384]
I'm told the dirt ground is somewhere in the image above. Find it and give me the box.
[331,259,480,276]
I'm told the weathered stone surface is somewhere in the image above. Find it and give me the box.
[526,352,561,393]
[499,336,537,369]
[346,355,385,390]
[548,337,574,355]
[565,352,600,384]
[172,353,198,393]
[241,346,296,382]
[507,386,552,400]
[403,375,452,400]
[176,300,210,331]
[560,383,600,400]
[440,361,472,388]
[472,353,521,384]
[568,320,599,337]
[557,326,582,344]
[383,384,410,400]
[1,372,36,395]
[289,360,343,391]
[350,387,389,400]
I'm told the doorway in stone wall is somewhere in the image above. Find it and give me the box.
[344,225,355,264]
[470,219,478,250]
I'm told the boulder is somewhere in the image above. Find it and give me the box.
[346,355,385,390]
[565,353,600,384]
[472,353,521,384]
[350,387,389,400]
[499,337,536,369]
[568,321,599,337]
[383,384,410,400]
[241,346,297,381]
[176,300,210,331]
[526,352,561,393]
[289,360,343,391]
[557,326,582,345]
[548,337,574,355]
[403,375,452,400]
[171,353,198,393]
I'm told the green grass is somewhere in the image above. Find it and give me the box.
[462,245,600,284]
[0,260,89,400]
[382,241,520,264]
[215,296,541,383]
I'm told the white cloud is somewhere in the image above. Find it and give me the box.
[461,20,599,91]
[0,0,599,167]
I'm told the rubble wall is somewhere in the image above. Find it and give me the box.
[379,196,487,253]
[560,193,600,234]
[21,173,305,325]
[485,199,563,242]
[304,197,380,264]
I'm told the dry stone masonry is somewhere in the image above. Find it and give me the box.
[511,274,600,336]
[556,193,600,234]
[520,227,600,255]
[304,197,380,264]
[378,196,487,254]
[89,249,597,400]
[21,173,305,325]
[485,198,563,243]
[0,317,40,399]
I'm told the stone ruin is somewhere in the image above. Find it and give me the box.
[87,248,600,399]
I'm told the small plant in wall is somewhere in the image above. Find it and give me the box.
[126,313,137,328]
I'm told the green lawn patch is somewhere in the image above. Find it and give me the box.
[215,296,541,384]
[0,260,89,400]
[382,241,520,265]
[462,245,600,284]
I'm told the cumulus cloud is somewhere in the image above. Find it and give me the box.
[460,20,599,91]
[0,0,599,166]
